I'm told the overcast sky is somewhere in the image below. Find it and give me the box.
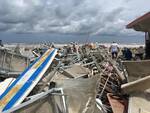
[0,0,150,43]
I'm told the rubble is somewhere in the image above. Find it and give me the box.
[0,43,150,113]
[0,47,29,79]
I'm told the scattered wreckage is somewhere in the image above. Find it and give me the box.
[0,43,150,113]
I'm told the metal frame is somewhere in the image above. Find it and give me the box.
[3,88,68,113]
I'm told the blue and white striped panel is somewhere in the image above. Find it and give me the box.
[0,48,57,112]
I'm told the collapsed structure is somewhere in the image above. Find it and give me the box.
[0,43,127,113]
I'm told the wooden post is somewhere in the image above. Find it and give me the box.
[145,32,150,59]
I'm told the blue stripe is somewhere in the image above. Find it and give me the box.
[0,56,40,100]
[3,49,56,111]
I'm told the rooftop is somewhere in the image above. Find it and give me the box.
[126,12,150,32]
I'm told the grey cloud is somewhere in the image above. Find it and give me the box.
[0,0,148,36]
[0,23,11,31]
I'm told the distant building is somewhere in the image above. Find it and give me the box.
[126,12,150,59]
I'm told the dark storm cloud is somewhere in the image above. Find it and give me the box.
[0,0,149,36]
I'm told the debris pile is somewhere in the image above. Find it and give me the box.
[0,43,150,113]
